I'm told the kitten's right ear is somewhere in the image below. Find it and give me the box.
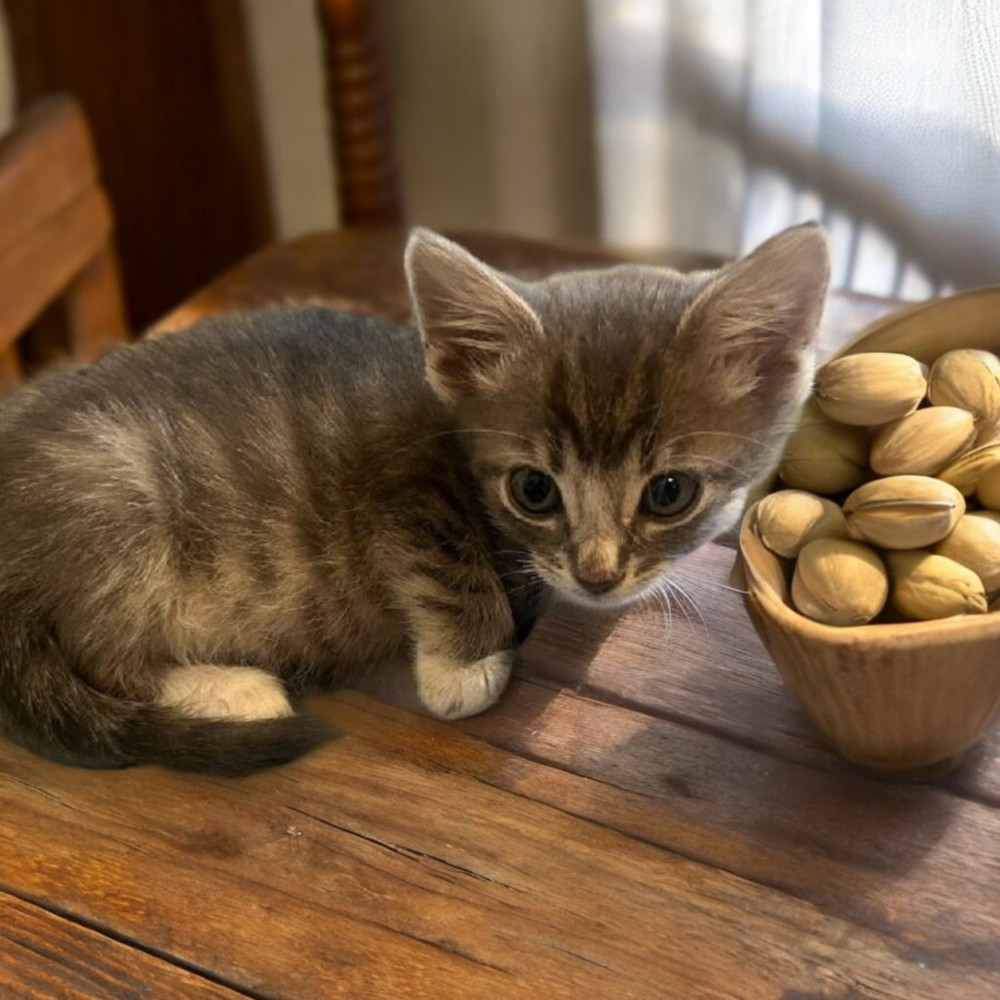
[677,222,830,413]
[405,228,543,403]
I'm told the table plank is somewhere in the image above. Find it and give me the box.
[454,679,1000,967]
[520,542,838,766]
[946,742,1000,803]
[0,696,988,1000]
[0,891,249,1000]
[517,540,1000,799]
[0,796,520,1000]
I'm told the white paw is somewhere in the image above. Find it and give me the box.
[415,650,513,721]
[158,665,293,721]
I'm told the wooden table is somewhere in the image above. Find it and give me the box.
[3,231,999,999]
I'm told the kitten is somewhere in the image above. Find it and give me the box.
[0,225,829,775]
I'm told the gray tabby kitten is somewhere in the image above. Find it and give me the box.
[0,225,829,775]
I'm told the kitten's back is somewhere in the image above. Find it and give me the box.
[0,307,451,669]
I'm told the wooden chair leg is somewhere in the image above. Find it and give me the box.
[64,242,130,363]
[0,344,24,396]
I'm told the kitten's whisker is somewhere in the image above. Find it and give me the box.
[676,453,749,475]
[495,569,540,584]
[670,571,734,655]
[646,585,674,644]
[677,574,749,598]
[421,428,537,447]
[657,586,680,645]
[661,579,696,631]
[661,422,801,457]
[659,577,711,652]
[669,578,708,633]
[370,427,539,469]
[666,430,763,445]
[663,430,771,451]
[658,592,674,645]
[504,580,546,600]
[486,548,532,560]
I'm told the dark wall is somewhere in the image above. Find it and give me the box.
[3,0,274,329]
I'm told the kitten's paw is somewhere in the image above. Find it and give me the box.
[415,650,513,720]
[159,665,293,721]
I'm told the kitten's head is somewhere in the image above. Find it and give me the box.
[405,226,830,607]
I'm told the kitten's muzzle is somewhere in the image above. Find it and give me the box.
[570,535,626,596]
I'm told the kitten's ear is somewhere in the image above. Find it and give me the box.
[405,228,543,402]
[679,222,831,410]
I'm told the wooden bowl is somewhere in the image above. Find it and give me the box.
[738,287,1000,777]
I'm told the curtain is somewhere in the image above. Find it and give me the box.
[589,0,1000,298]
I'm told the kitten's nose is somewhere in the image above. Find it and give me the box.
[575,571,624,595]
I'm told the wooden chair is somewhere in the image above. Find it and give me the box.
[0,94,129,394]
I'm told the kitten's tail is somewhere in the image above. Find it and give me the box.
[0,609,334,776]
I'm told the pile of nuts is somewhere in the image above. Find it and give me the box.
[757,348,1000,625]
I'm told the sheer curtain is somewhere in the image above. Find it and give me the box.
[588,0,1000,299]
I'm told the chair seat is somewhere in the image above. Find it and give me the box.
[148,228,725,334]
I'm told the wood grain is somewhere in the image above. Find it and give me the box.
[455,679,1000,961]
[0,698,985,1000]
[0,186,113,349]
[0,891,250,1000]
[0,797,516,1000]
[0,91,96,258]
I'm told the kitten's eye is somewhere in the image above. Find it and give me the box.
[643,472,699,517]
[509,467,562,516]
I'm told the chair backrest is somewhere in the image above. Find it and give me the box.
[0,94,129,394]
[316,0,402,227]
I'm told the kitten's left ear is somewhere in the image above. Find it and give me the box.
[405,229,543,403]
[679,222,831,409]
